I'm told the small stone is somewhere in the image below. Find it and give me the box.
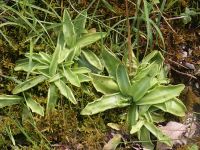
[181,51,188,58]
[195,82,199,89]
[185,62,195,70]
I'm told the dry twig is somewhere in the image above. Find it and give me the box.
[125,0,132,72]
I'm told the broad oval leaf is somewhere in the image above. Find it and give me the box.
[54,80,77,104]
[128,76,151,101]
[91,73,119,94]
[102,47,121,78]
[116,64,131,95]
[25,95,44,116]
[59,47,79,63]
[81,93,131,115]
[75,32,107,48]
[134,62,159,81]
[0,95,23,108]
[63,9,76,48]
[129,63,159,101]
[155,98,186,117]
[58,48,70,63]
[62,67,80,87]
[49,45,60,76]
[25,53,49,65]
[78,55,101,73]
[12,75,47,94]
[73,10,87,36]
[141,50,164,66]
[46,84,58,114]
[136,84,185,105]
[127,104,139,130]
[82,50,103,71]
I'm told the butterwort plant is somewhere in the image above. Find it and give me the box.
[0,9,106,116]
[81,48,186,149]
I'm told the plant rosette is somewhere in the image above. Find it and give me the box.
[81,49,186,149]
[0,9,106,115]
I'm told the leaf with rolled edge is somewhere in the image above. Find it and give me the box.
[48,73,63,82]
[102,47,121,78]
[12,75,47,94]
[39,52,51,63]
[73,10,87,36]
[127,104,138,131]
[71,67,91,74]
[63,9,76,48]
[130,119,144,134]
[0,95,23,108]
[62,67,80,87]
[46,84,58,114]
[144,122,172,146]
[78,55,101,73]
[138,127,154,150]
[15,59,49,73]
[150,112,166,123]
[141,50,164,66]
[58,48,70,63]
[116,64,131,95]
[155,98,186,117]
[91,73,119,94]
[136,84,185,105]
[82,50,103,71]
[25,95,44,116]
[128,64,159,101]
[25,53,49,65]
[54,80,77,104]
[129,76,152,101]
[139,105,151,116]
[75,32,107,48]
[81,93,131,115]
[157,64,169,84]
[59,47,78,63]
[77,74,91,82]
[134,61,160,81]
[49,45,60,76]
[14,58,37,72]
[36,69,50,78]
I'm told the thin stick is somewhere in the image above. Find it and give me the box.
[125,0,132,72]
[61,0,64,16]
[171,67,197,79]
[154,3,176,33]
[168,59,188,69]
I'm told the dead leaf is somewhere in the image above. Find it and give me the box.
[157,121,197,150]
[157,121,187,150]
[103,134,122,150]
[107,123,121,131]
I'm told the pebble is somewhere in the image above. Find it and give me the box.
[185,62,195,70]
[195,82,199,89]
[181,51,188,58]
